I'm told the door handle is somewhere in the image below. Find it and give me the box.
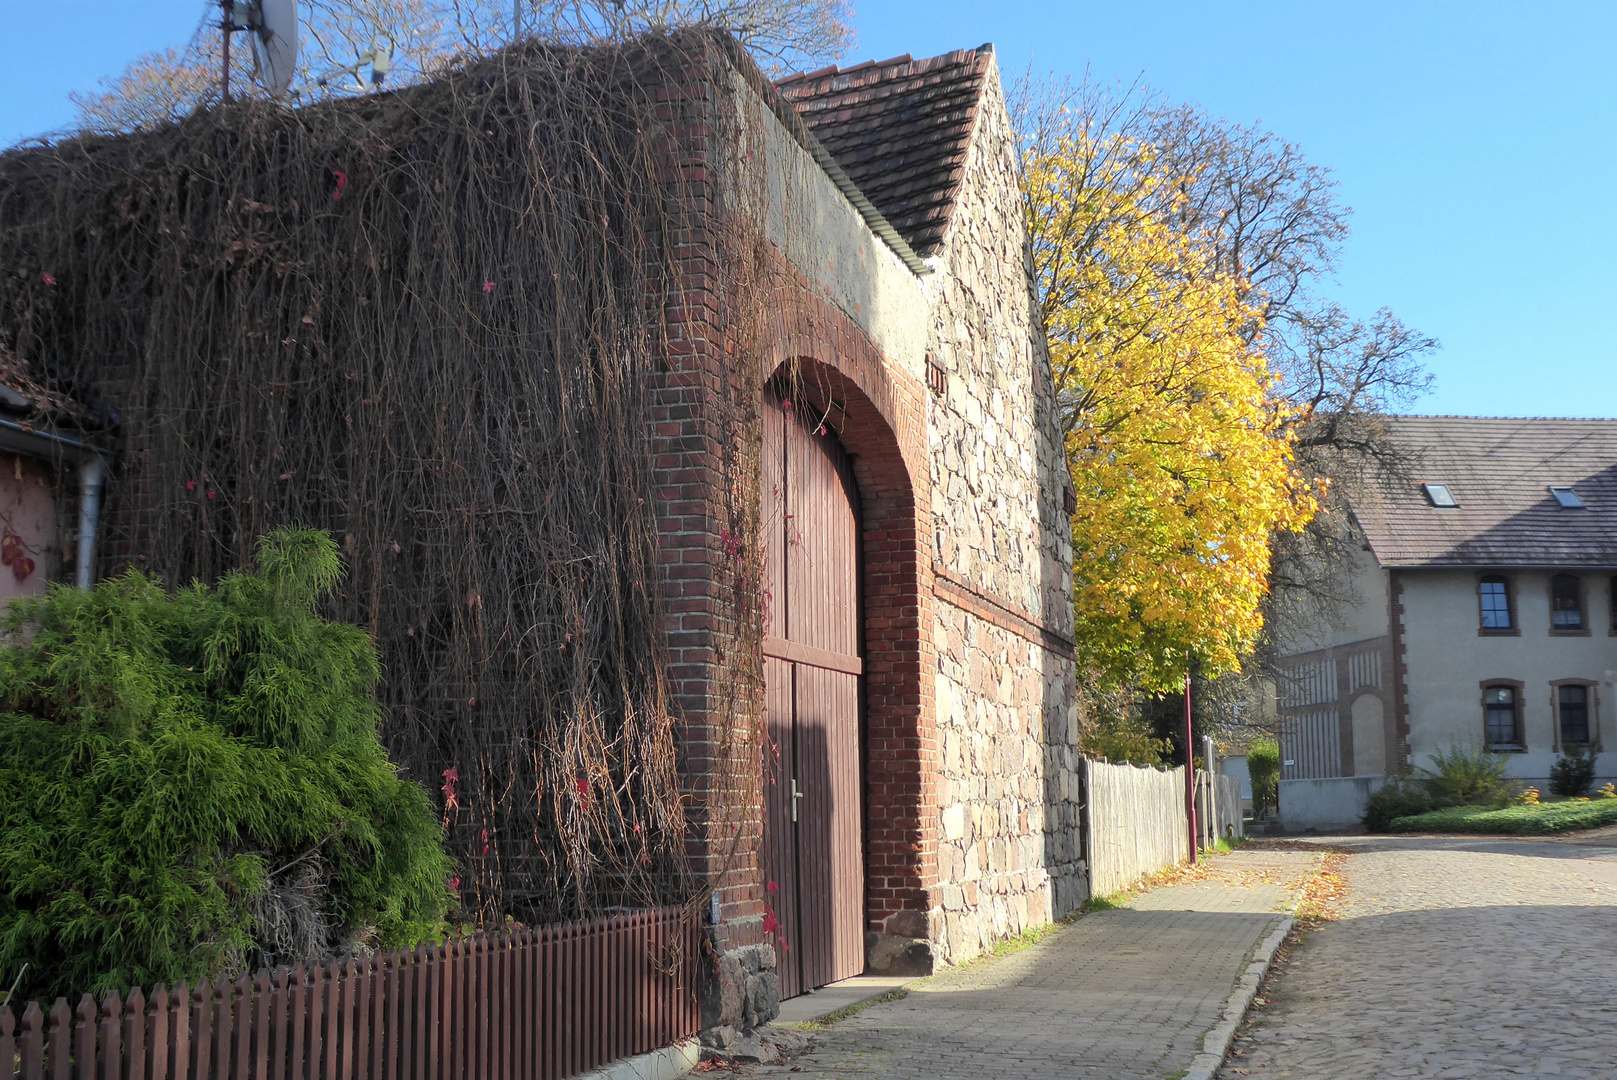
[791,778,806,822]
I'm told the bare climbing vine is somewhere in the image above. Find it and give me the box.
[0,31,820,933]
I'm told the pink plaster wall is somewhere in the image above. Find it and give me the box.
[0,455,59,604]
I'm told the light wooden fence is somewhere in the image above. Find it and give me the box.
[1083,758,1191,897]
[1211,773,1244,844]
[1192,770,1245,850]
[0,907,699,1080]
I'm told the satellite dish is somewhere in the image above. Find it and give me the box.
[247,0,299,97]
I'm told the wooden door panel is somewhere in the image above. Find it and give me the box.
[792,667,834,991]
[761,384,864,998]
[762,656,801,1001]
[786,412,860,657]
[796,664,865,985]
[763,399,788,642]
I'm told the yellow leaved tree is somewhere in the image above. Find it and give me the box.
[1024,131,1317,692]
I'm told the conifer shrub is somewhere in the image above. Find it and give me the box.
[1247,738,1280,816]
[0,528,453,1000]
[1362,778,1435,832]
[1549,744,1597,797]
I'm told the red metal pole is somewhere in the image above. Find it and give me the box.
[1185,668,1199,865]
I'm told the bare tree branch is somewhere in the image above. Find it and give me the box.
[67,0,852,135]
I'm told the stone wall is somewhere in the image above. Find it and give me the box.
[921,58,1084,964]
[688,45,938,1036]
[689,39,1083,1015]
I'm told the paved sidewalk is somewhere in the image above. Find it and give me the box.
[737,848,1320,1080]
[1218,835,1617,1080]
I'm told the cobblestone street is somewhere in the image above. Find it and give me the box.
[1218,834,1617,1080]
[736,849,1317,1080]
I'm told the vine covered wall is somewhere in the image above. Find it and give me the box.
[0,34,772,928]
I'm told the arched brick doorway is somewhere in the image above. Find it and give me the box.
[762,382,865,998]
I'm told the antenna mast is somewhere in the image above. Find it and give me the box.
[220,0,233,101]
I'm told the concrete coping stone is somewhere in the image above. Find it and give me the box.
[772,974,916,1025]
[577,1038,701,1080]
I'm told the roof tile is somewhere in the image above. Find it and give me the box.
[1353,416,1617,567]
[775,44,995,257]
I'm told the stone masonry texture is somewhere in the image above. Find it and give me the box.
[920,56,1083,964]
[659,38,1081,1029]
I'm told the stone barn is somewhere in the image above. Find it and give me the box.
[0,32,1082,1042]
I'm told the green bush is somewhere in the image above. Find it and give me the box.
[1362,778,1435,832]
[1419,743,1510,807]
[1390,799,1617,836]
[1549,745,1597,797]
[1247,739,1279,816]
[1080,712,1171,767]
[0,528,453,1001]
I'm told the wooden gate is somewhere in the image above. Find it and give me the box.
[762,389,865,1000]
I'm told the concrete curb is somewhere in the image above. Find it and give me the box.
[578,1038,701,1080]
[1181,914,1293,1080]
[774,974,915,1026]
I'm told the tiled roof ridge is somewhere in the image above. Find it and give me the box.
[776,43,995,89]
[1388,413,1617,423]
[774,44,998,257]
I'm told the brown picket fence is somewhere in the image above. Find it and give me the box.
[0,906,700,1080]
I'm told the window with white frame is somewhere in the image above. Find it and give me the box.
[1551,574,1585,633]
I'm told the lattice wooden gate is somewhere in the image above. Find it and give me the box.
[762,389,865,1001]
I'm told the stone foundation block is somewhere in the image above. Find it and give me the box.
[701,942,780,1046]
[865,930,935,977]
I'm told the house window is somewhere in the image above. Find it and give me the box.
[1550,574,1584,632]
[1478,576,1512,631]
[1558,685,1591,746]
[1484,685,1524,751]
[1610,576,1617,634]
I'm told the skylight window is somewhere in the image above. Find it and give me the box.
[1549,486,1586,509]
[1422,483,1459,508]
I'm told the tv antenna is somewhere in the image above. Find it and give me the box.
[219,0,300,101]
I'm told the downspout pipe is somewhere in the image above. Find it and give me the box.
[75,455,104,589]
[0,416,107,589]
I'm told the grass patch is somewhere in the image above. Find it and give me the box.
[1391,798,1617,835]
[947,914,1080,973]
[793,988,908,1029]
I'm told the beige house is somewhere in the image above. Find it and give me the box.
[1277,416,1617,828]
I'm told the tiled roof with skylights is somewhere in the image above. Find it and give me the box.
[1349,416,1617,567]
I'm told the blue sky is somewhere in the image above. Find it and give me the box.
[4,1,1615,418]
